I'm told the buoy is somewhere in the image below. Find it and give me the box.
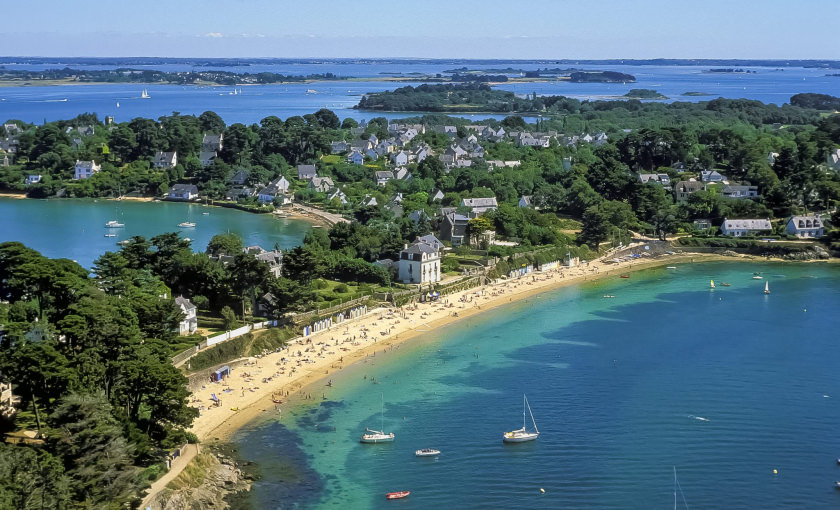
[773,469,778,475]
[540,488,545,494]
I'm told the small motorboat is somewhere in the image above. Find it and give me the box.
[721,282,731,287]
[752,272,763,280]
[835,481,840,489]
[603,295,615,298]
[386,491,410,500]
[415,448,440,457]
[104,233,117,238]
[105,220,125,228]
[178,222,196,228]
[620,275,630,279]
[666,266,677,269]
[271,392,283,404]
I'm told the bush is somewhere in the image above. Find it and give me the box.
[335,283,349,293]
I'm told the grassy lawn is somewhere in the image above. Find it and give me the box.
[311,279,389,307]
[321,154,341,164]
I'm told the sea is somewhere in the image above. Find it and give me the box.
[1,61,839,125]
[0,197,311,269]
[233,261,840,509]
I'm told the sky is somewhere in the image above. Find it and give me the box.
[4,0,839,59]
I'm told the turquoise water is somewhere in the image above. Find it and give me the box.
[0,197,311,268]
[235,262,840,509]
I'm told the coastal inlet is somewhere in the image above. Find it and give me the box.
[234,261,840,509]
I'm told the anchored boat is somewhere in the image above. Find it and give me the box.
[503,394,539,443]
[415,448,440,457]
[386,491,410,500]
[361,394,394,443]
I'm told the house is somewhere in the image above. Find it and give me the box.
[375,171,394,186]
[518,195,533,208]
[24,174,42,185]
[639,173,672,187]
[460,197,498,216]
[297,164,317,181]
[395,167,412,181]
[674,180,704,202]
[248,246,283,277]
[328,189,348,205]
[360,195,378,207]
[391,151,408,166]
[308,176,334,193]
[720,218,772,237]
[439,212,470,246]
[3,123,22,136]
[785,215,824,238]
[153,151,178,169]
[398,241,441,284]
[443,125,457,137]
[412,146,430,163]
[721,184,758,199]
[827,148,840,171]
[767,152,779,166]
[71,138,83,150]
[226,187,257,200]
[175,296,198,335]
[445,145,468,161]
[202,133,223,152]
[365,148,379,161]
[168,184,199,200]
[199,150,217,168]
[487,160,521,171]
[408,210,431,226]
[415,234,444,252]
[74,160,101,180]
[347,151,364,165]
[330,141,350,154]
[257,177,291,203]
[700,170,725,183]
[230,169,249,186]
[431,189,445,202]
[693,219,713,231]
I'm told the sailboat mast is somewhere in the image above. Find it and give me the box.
[673,467,677,510]
[523,394,526,429]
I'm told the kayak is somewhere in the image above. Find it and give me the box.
[386,491,410,500]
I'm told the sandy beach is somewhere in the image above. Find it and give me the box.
[190,250,735,443]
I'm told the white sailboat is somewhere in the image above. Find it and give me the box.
[710,279,715,289]
[673,467,690,509]
[764,281,770,294]
[503,394,539,443]
[141,89,150,99]
[360,394,394,443]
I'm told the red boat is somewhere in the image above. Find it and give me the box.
[386,491,410,500]
[620,275,630,279]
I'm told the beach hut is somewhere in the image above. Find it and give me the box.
[211,365,230,382]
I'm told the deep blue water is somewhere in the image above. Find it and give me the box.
[235,261,840,509]
[1,63,838,124]
[0,197,311,269]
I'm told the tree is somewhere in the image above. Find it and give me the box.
[198,110,226,134]
[220,305,237,330]
[313,108,340,129]
[206,233,244,257]
[50,393,142,508]
[0,444,72,510]
[282,246,319,284]
[579,205,610,250]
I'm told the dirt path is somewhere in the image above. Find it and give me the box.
[140,443,199,509]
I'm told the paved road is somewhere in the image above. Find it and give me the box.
[140,443,199,509]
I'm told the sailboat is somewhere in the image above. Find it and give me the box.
[764,281,770,294]
[710,279,715,289]
[503,394,539,443]
[140,89,150,99]
[360,394,394,443]
[673,467,689,509]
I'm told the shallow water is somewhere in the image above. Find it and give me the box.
[235,261,840,509]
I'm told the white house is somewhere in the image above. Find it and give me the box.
[720,218,772,237]
[168,184,198,200]
[202,133,223,152]
[328,189,348,204]
[398,241,441,284]
[375,171,394,186]
[74,160,101,180]
[518,195,533,208]
[826,148,840,171]
[24,174,42,185]
[391,151,408,166]
[461,197,498,216]
[297,164,317,181]
[175,296,198,335]
[721,184,758,199]
[153,151,178,169]
[308,177,334,193]
[785,215,824,238]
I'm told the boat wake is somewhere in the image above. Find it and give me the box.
[688,415,710,422]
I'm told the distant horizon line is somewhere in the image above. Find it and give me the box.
[1,56,839,62]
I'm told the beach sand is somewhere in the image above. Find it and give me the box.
[190,250,734,443]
